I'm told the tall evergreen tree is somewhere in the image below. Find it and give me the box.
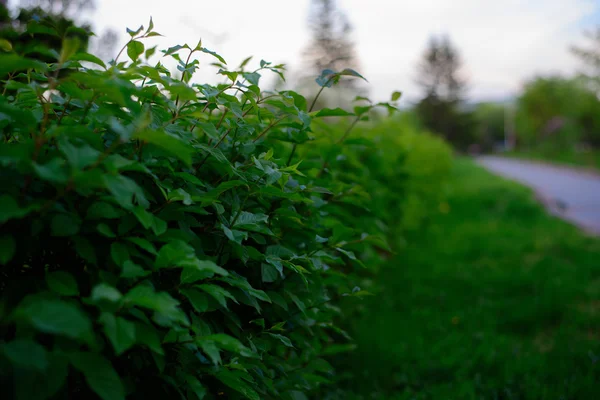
[416,35,466,102]
[415,35,474,150]
[302,0,359,82]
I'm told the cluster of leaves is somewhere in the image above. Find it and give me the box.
[0,18,399,400]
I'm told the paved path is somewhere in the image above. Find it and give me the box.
[478,156,600,235]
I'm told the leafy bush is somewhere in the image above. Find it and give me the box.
[308,112,452,241]
[515,76,600,149]
[0,20,399,400]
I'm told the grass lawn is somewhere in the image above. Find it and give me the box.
[344,159,600,399]
[505,150,600,171]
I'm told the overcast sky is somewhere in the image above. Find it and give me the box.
[11,0,600,103]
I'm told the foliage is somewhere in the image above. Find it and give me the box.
[515,75,600,148]
[414,36,475,150]
[0,20,400,400]
[472,102,506,151]
[308,112,453,236]
[572,25,600,95]
[339,160,600,399]
[0,4,92,66]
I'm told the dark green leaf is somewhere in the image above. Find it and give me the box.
[0,54,48,76]
[46,271,79,296]
[197,284,237,309]
[265,333,294,348]
[313,108,354,117]
[1,339,48,370]
[181,289,209,313]
[16,299,92,341]
[69,352,125,400]
[50,214,80,237]
[99,313,136,355]
[0,235,16,265]
[135,130,193,166]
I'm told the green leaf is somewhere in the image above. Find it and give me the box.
[91,283,123,303]
[0,39,12,52]
[180,260,228,284]
[99,313,136,355]
[0,195,32,224]
[135,130,193,166]
[121,260,151,279]
[200,47,227,64]
[198,334,254,357]
[155,240,196,269]
[97,223,117,238]
[261,263,279,283]
[198,284,238,309]
[69,352,125,400]
[103,174,148,210]
[0,235,16,265]
[186,375,207,399]
[215,369,260,400]
[51,214,80,237]
[135,322,163,354]
[243,71,260,86]
[33,159,69,184]
[71,52,107,69]
[1,339,48,370]
[339,68,368,81]
[73,237,97,264]
[58,138,101,169]
[87,202,123,219]
[124,285,181,315]
[199,340,221,365]
[315,69,336,87]
[265,333,294,348]
[16,299,92,341]
[126,237,157,255]
[127,41,145,62]
[0,54,48,76]
[110,242,130,267]
[181,289,209,313]
[313,108,354,117]
[59,37,81,63]
[391,91,402,101]
[46,271,79,296]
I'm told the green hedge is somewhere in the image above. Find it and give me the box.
[0,20,406,399]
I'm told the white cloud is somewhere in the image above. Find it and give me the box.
[16,0,599,102]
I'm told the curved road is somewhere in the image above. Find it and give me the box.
[478,156,600,235]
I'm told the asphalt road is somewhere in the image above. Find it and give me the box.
[478,156,600,235]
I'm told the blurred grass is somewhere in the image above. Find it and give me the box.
[345,158,600,399]
[505,150,600,171]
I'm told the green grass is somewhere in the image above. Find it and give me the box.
[505,150,600,171]
[343,159,600,399]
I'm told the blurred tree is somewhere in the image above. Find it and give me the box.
[572,26,600,94]
[20,0,95,17]
[416,35,466,101]
[414,36,475,150]
[0,5,92,61]
[515,76,600,149]
[302,0,360,86]
[16,0,118,61]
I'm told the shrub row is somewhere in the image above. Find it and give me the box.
[0,20,408,399]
